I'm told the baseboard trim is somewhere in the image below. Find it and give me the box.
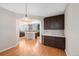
[65,49,67,56]
[0,40,19,53]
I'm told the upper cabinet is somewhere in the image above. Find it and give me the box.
[44,14,64,30]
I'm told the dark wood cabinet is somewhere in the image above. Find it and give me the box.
[19,32,25,37]
[44,14,64,29]
[35,32,40,39]
[42,36,65,49]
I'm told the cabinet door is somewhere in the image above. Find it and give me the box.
[42,36,65,49]
[44,17,50,29]
[44,14,64,29]
[53,37,65,49]
[43,36,56,47]
[19,32,25,37]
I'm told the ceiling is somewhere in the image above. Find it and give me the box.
[0,3,67,17]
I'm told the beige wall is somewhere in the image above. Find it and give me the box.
[65,4,79,56]
[0,7,18,52]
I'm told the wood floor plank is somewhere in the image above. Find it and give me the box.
[0,37,66,56]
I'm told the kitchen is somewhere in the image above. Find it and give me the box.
[18,18,41,40]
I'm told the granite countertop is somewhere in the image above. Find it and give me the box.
[42,34,65,37]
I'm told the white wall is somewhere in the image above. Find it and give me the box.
[65,4,79,56]
[0,7,18,52]
[44,30,64,37]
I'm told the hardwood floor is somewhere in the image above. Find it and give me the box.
[0,37,66,56]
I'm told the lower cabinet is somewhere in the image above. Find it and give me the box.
[42,36,65,49]
[19,32,25,37]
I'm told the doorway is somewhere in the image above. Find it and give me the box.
[17,19,41,43]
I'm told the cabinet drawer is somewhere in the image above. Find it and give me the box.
[42,36,65,49]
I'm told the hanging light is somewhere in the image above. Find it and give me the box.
[19,3,32,24]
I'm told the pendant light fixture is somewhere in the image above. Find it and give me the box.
[20,3,32,24]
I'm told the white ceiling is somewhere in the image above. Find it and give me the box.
[0,3,26,14]
[0,3,67,17]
